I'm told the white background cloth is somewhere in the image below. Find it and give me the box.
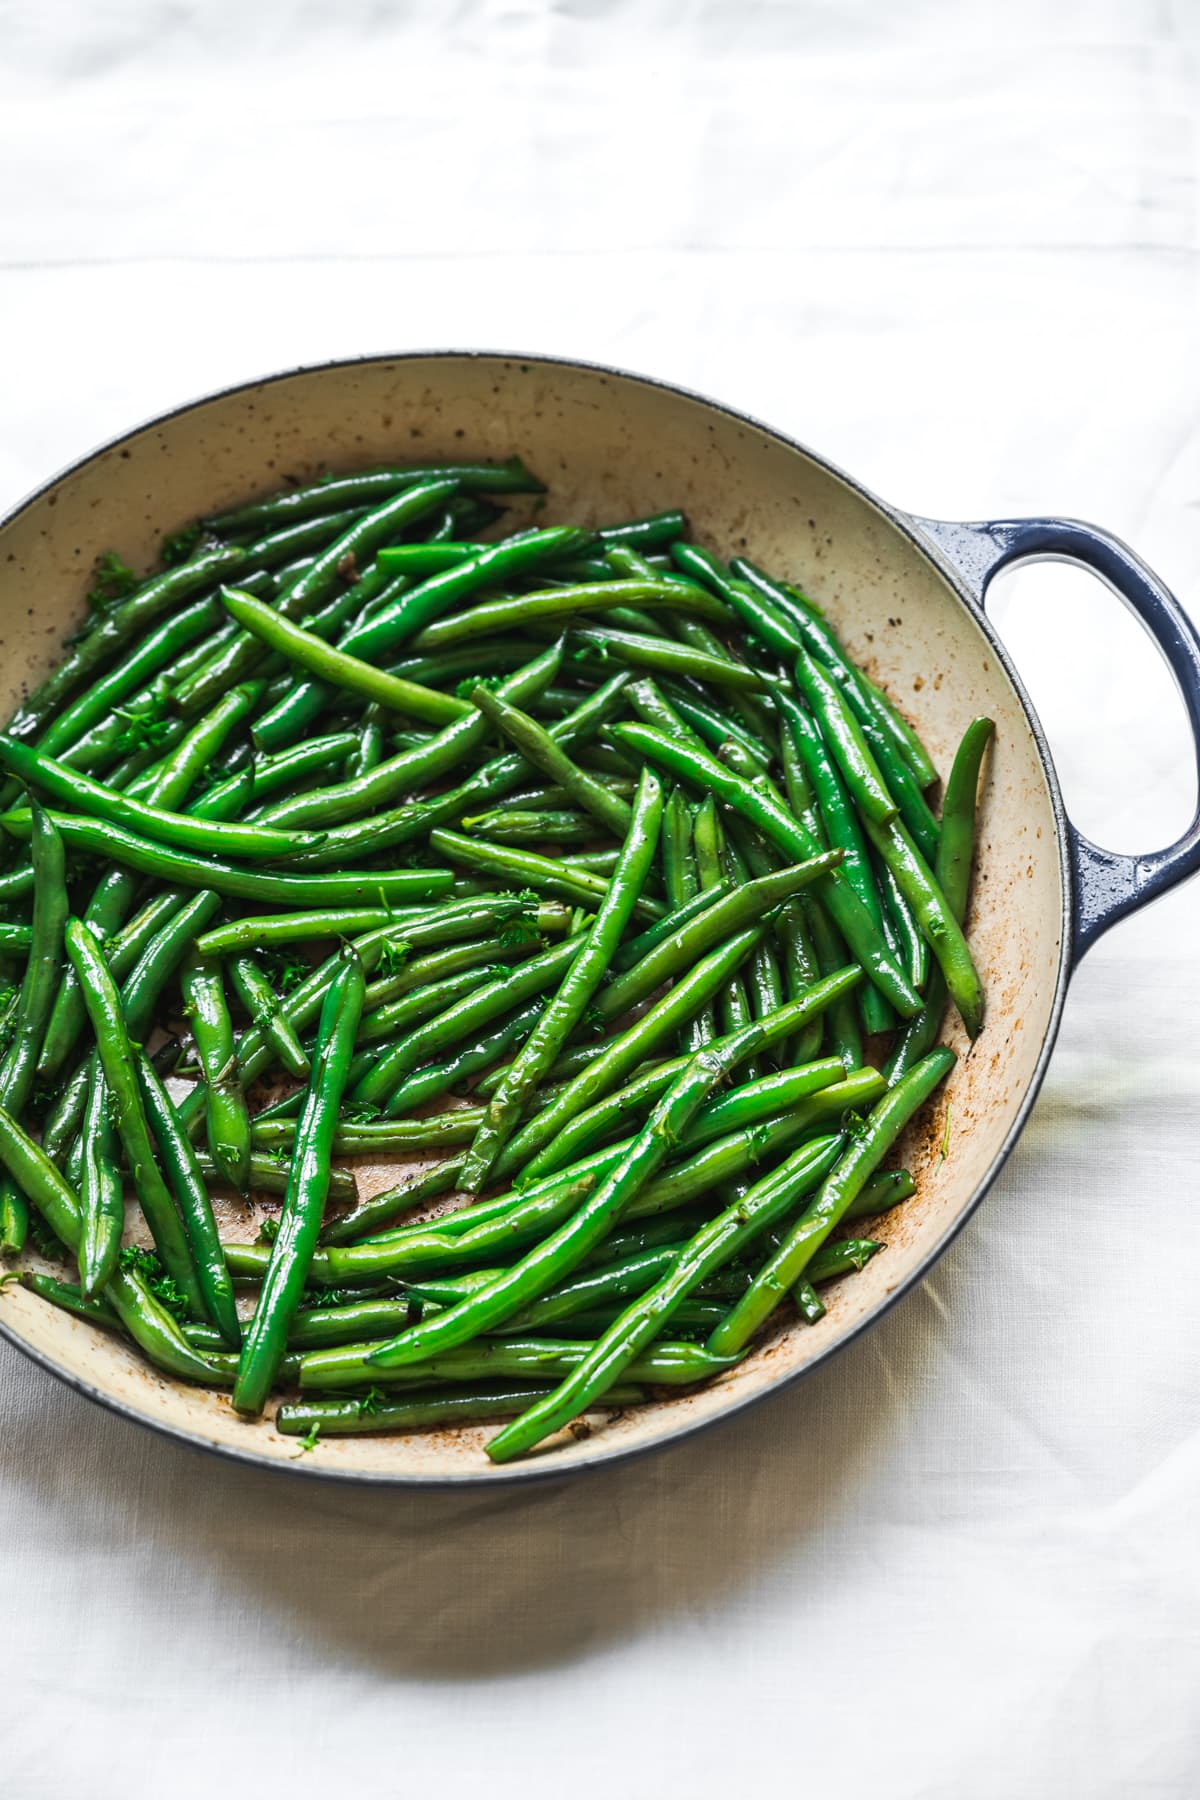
[2,4,1198,1794]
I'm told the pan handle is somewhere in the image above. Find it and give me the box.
[908,514,1200,963]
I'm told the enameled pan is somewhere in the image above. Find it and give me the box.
[2,351,1198,1484]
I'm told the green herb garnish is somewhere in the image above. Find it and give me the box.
[85,550,139,611]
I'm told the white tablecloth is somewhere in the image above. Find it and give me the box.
[3,6,1199,1794]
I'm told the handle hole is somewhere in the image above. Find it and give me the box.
[988,561,1196,853]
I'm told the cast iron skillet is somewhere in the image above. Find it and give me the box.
[1,351,1197,1484]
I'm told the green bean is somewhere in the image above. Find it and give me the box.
[805,896,862,1073]
[0,809,454,908]
[170,551,397,727]
[372,526,592,634]
[0,804,66,1120]
[39,1060,93,1170]
[205,459,544,534]
[669,610,778,748]
[366,984,869,1368]
[860,671,940,788]
[78,1064,123,1294]
[228,954,310,1080]
[624,674,710,756]
[573,624,766,693]
[612,722,920,1018]
[136,1053,241,1344]
[285,669,635,866]
[0,1099,83,1247]
[196,907,419,955]
[120,889,222,1040]
[315,1153,473,1248]
[254,641,562,827]
[558,849,622,877]
[193,733,360,821]
[609,883,730,971]
[933,717,994,920]
[0,806,67,1251]
[387,640,541,688]
[847,1168,916,1218]
[792,1280,826,1325]
[346,704,386,780]
[712,828,766,1062]
[886,719,993,1081]
[498,1057,688,1178]
[877,859,929,993]
[0,924,32,951]
[459,768,665,1192]
[410,579,728,654]
[180,954,250,1193]
[708,1048,955,1355]
[233,944,365,1415]
[0,1181,27,1258]
[500,1244,682,1333]
[663,687,770,769]
[289,692,632,875]
[64,919,205,1316]
[774,576,941,791]
[220,589,471,726]
[774,897,823,1065]
[745,928,786,1040]
[310,1334,735,1392]
[785,652,897,827]
[464,809,592,845]
[661,786,696,912]
[17,1268,119,1329]
[779,712,827,848]
[357,542,477,576]
[487,1131,843,1459]
[382,996,551,1118]
[427,828,660,919]
[275,1382,645,1439]
[773,688,893,1036]
[805,1235,884,1282]
[124,680,266,806]
[595,510,687,549]
[604,858,832,1045]
[199,1152,355,1203]
[0,735,325,862]
[862,812,983,1038]
[253,1109,485,1155]
[466,683,632,839]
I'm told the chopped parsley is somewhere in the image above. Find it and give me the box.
[159,522,205,567]
[85,550,139,611]
[119,1245,191,1322]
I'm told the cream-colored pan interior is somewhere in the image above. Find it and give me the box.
[0,354,1066,1481]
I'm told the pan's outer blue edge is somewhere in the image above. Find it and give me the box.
[0,348,1077,1490]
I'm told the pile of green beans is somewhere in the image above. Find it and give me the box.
[0,456,990,1462]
